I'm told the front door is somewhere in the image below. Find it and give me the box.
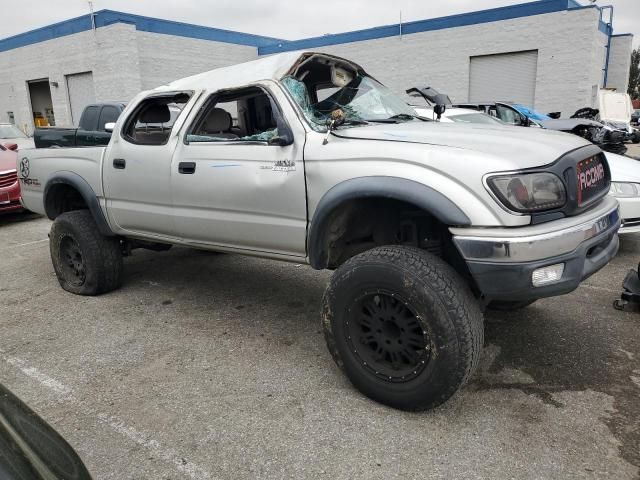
[103,92,192,239]
[171,84,307,257]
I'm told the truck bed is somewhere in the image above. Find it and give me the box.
[34,127,79,148]
[19,146,107,217]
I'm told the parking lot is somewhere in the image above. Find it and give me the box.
[1,208,639,480]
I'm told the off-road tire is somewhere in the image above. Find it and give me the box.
[487,300,536,311]
[49,210,122,295]
[322,245,484,411]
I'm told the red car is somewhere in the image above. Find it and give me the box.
[0,143,21,213]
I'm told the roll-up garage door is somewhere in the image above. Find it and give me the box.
[66,72,96,126]
[469,50,538,106]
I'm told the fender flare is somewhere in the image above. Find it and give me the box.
[307,176,471,269]
[44,172,114,236]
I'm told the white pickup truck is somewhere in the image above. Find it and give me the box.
[20,52,620,411]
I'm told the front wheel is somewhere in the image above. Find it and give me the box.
[50,210,123,295]
[322,246,484,411]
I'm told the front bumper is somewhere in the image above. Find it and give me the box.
[451,197,621,302]
[0,179,22,214]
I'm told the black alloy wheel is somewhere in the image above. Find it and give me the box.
[346,292,431,382]
[58,235,86,287]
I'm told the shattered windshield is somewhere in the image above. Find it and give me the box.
[282,75,419,131]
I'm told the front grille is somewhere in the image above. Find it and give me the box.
[0,171,17,188]
[576,153,608,207]
[530,145,610,224]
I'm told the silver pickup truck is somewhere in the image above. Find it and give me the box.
[19,52,620,411]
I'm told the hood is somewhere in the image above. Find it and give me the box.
[333,121,592,169]
[0,149,17,172]
[605,152,640,183]
[598,91,632,123]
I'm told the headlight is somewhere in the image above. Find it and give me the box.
[609,182,640,198]
[487,172,566,213]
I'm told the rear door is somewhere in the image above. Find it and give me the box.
[102,92,193,239]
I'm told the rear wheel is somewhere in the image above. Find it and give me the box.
[50,210,122,295]
[322,246,484,411]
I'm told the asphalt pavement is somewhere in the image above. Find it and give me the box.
[0,212,639,480]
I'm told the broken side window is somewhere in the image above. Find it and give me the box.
[186,87,283,143]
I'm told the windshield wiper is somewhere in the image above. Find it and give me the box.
[387,113,429,122]
[337,119,370,127]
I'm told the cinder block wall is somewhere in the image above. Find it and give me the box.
[0,23,143,132]
[136,31,257,90]
[302,8,606,117]
[0,24,258,132]
[606,35,633,93]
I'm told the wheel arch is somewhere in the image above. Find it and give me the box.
[307,176,471,269]
[44,172,114,236]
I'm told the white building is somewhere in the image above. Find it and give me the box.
[0,0,633,133]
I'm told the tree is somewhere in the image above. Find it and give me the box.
[629,48,640,99]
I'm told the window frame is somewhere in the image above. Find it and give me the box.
[78,105,99,131]
[121,91,193,147]
[183,85,293,146]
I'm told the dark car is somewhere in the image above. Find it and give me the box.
[454,101,627,154]
[35,102,126,148]
[0,383,92,479]
[632,109,640,126]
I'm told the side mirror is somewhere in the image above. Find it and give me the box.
[104,122,116,133]
[432,94,449,120]
[267,134,293,147]
[4,143,18,151]
[433,104,447,116]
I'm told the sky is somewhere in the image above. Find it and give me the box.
[2,0,639,48]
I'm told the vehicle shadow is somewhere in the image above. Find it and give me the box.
[0,210,41,227]
[113,246,639,467]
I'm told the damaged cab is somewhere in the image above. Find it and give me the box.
[20,52,620,411]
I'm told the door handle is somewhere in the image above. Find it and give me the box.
[178,162,196,174]
[113,158,126,169]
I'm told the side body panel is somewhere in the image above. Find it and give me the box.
[19,147,107,217]
[302,131,525,231]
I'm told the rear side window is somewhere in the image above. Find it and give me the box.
[122,93,191,145]
[98,106,121,131]
[79,106,99,130]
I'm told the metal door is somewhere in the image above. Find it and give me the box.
[66,72,96,126]
[469,51,538,106]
